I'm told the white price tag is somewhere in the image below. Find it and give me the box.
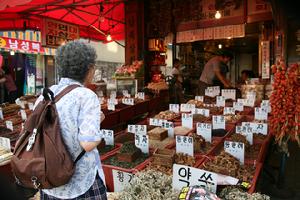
[195,96,204,102]
[161,121,174,138]
[192,108,210,117]
[135,92,145,100]
[112,170,134,192]
[240,126,253,145]
[244,98,255,107]
[128,125,147,135]
[242,122,268,135]
[223,107,235,115]
[181,113,193,129]
[0,137,11,152]
[169,104,180,113]
[0,108,3,120]
[122,98,134,105]
[100,129,114,145]
[233,102,244,112]
[180,104,195,112]
[172,164,217,193]
[135,134,149,154]
[196,123,212,143]
[222,89,236,100]
[224,141,245,164]
[236,125,242,133]
[28,103,34,111]
[20,110,27,121]
[216,96,225,107]
[108,98,118,105]
[5,121,13,131]
[122,90,129,97]
[212,115,225,130]
[261,100,271,113]
[176,136,194,156]
[255,107,268,120]
[110,91,117,99]
[149,118,166,127]
[108,103,115,111]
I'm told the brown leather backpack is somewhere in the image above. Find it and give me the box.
[11,85,85,189]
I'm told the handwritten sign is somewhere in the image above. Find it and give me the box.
[205,86,220,97]
[182,113,193,129]
[233,102,244,112]
[240,126,253,145]
[222,89,236,100]
[255,107,268,120]
[128,125,147,135]
[135,134,149,154]
[0,137,11,152]
[122,98,134,105]
[212,115,225,130]
[192,108,210,117]
[195,96,204,102]
[224,141,245,164]
[108,98,118,105]
[100,129,114,145]
[173,164,217,193]
[161,121,175,137]
[169,104,180,113]
[196,123,212,143]
[176,136,194,156]
[149,118,166,127]
[242,122,268,135]
[261,100,271,113]
[135,92,145,100]
[181,104,195,113]
[5,121,13,131]
[223,107,235,115]
[112,170,134,192]
[216,96,225,107]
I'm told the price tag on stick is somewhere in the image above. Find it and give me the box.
[240,126,253,145]
[223,107,235,115]
[233,102,244,112]
[128,125,147,135]
[196,123,212,143]
[216,96,225,107]
[224,141,245,164]
[169,104,180,113]
[222,89,236,100]
[161,121,174,138]
[112,170,134,192]
[176,136,194,156]
[212,115,225,130]
[181,113,193,129]
[135,134,149,154]
[100,129,114,145]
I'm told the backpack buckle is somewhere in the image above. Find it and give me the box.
[31,176,40,189]
[26,129,37,151]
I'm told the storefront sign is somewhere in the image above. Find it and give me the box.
[173,164,217,193]
[261,41,270,79]
[0,36,42,53]
[42,18,79,47]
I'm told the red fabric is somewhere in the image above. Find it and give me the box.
[0,0,124,41]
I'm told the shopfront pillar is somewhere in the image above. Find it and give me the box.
[124,0,144,64]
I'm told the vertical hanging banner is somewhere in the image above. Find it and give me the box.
[261,41,270,79]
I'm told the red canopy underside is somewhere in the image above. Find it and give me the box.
[0,0,125,41]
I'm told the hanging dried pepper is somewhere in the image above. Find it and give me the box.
[270,61,300,150]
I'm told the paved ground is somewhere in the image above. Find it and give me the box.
[257,140,300,200]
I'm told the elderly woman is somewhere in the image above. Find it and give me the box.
[35,40,107,200]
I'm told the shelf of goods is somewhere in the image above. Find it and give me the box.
[99,94,272,198]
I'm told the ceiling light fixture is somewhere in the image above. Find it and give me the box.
[106,34,112,42]
[218,44,222,49]
[10,51,15,55]
[215,11,221,19]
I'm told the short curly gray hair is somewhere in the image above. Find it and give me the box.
[55,40,97,83]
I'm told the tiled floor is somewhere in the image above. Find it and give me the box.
[258,140,300,200]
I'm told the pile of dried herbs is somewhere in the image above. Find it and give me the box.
[219,187,270,200]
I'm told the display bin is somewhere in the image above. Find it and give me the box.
[134,100,149,116]
[101,110,120,129]
[99,143,123,161]
[197,156,263,193]
[119,105,135,123]
[102,151,152,192]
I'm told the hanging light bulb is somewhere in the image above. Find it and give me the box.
[215,11,221,19]
[218,44,222,49]
[106,34,112,42]
[10,51,15,55]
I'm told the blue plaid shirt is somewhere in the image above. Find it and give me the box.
[35,78,105,199]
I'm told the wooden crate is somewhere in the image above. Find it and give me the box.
[148,127,168,141]
[152,148,175,167]
[117,148,142,162]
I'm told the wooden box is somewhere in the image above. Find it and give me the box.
[152,148,175,167]
[117,148,142,162]
[148,127,168,141]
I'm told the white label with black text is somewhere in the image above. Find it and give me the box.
[181,113,193,129]
[224,141,245,164]
[212,115,225,130]
[5,121,13,131]
[100,129,114,145]
[112,170,134,192]
[169,104,180,113]
[161,121,174,138]
[196,123,212,143]
[176,136,194,156]
[216,96,225,107]
[195,96,204,102]
[128,125,147,135]
[222,89,236,100]
[192,108,210,117]
[255,107,268,120]
[135,134,149,154]
[122,98,134,105]
[0,137,11,152]
[223,107,235,115]
[233,102,244,112]
[180,104,195,113]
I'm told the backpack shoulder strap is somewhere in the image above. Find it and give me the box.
[54,84,81,103]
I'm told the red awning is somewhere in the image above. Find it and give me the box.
[0,0,125,41]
